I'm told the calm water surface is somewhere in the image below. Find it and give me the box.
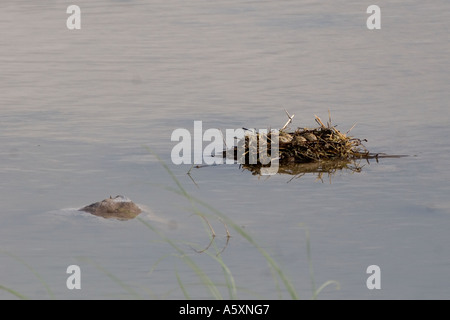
[1,1,449,299]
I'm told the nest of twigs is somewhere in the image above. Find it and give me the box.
[275,115,369,164]
[226,113,370,167]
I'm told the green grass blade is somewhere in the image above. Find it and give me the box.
[165,190,300,300]
[78,257,143,299]
[1,250,54,299]
[0,285,29,300]
[143,146,190,198]
[138,218,223,300]
[150,153,300,299]
[314,280,340,298]
[267,260,283,299]
[175,268,191,299]
[203,247,237,300]
[304,227,317,299]
[147,253,171,276]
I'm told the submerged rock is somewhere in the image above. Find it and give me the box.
[79,195,142,220]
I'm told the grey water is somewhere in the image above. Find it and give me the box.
[1,0,449,299]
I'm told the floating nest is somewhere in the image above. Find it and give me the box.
[274,115,369,164]
[218,112,403,179]
[226,113,370,165]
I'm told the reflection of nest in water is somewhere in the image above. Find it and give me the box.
[240,159,364,182]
